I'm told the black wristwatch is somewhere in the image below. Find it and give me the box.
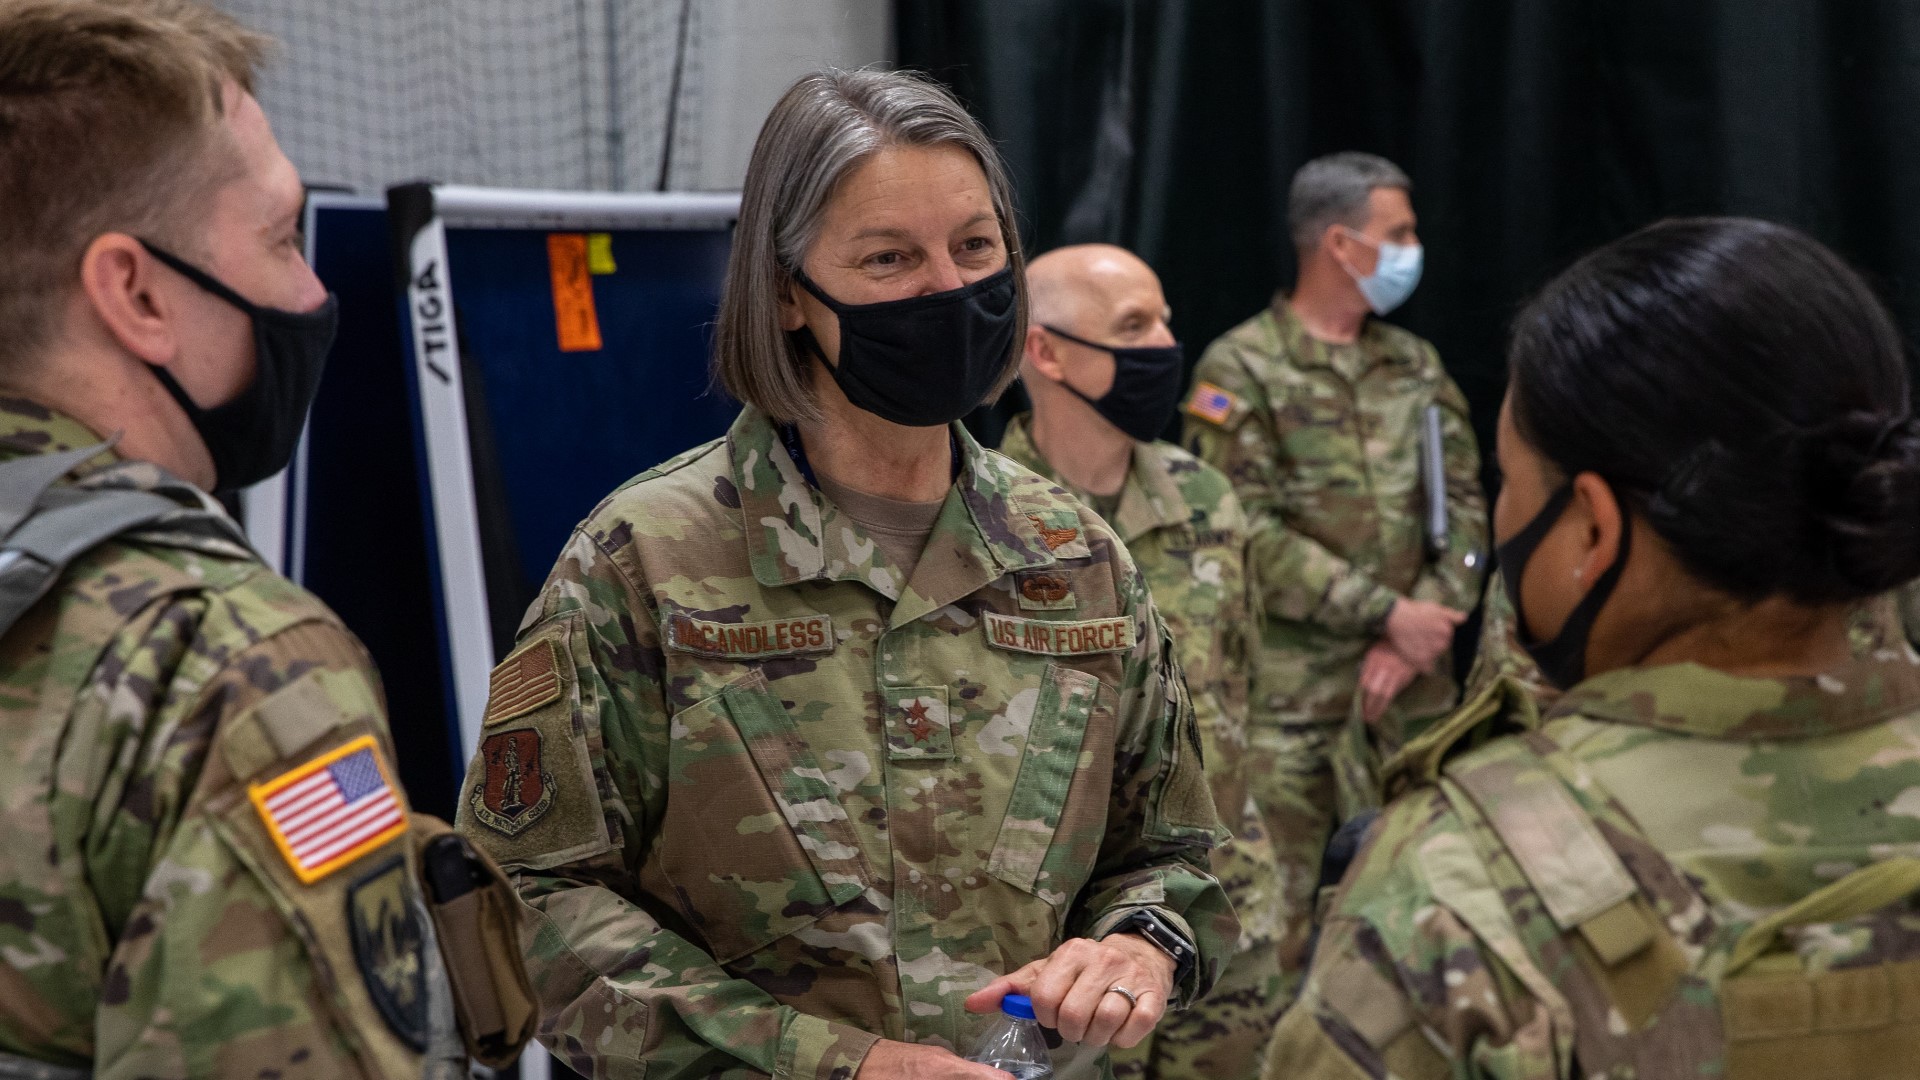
[1365,596,1398,639]
[1101,910,1197,997]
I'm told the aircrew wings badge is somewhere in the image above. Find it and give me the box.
[1184,381,1241,426]
[250,734,408,884]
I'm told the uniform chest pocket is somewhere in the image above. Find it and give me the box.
[658,671,871,964]
[987,664,1112,909]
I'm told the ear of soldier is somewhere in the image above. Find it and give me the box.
[0,3,532,1076]
[1266,216,1920,1080]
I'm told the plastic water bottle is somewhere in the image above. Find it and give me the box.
[966,993,1053,1079]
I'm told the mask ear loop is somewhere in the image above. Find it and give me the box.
[1041,324,1119,353]
[1330,226,1384,291]
[137,238,264,315]
[1501,484,1577,643]
[1038,325,1120,410]
[1502,479,1634,688]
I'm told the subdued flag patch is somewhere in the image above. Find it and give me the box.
[485,638,562,726]
[250,735,407,884]
[1184,381,1240,426]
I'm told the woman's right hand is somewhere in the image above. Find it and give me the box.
[857,1039,1012,1078]
[1383,598,1466,670]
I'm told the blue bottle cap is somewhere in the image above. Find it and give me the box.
[1001,994,1036,1020]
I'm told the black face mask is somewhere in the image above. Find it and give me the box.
[793,266,1017,428]
[1041,325,1185,442]
[1495,482,1634,690]
[138,240,337,493]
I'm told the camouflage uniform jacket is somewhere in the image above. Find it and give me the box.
[1463,574,1919,710]
[455,407,1234,1080]
[1183,297,1487,730]
[0,400,458,1078]
[998,417,1282,1068]
[1266,654,1920,1079]
[999,415,1261,826]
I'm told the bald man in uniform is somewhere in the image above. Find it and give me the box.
[997,245,1285,1080]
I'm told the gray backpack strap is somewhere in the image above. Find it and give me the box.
[0,442,113,540]
[0,489,185,638]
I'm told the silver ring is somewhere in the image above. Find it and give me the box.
[1105,985,1139,1007]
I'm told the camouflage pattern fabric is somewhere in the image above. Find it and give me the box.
[454,407,1236,1080]
[1182,297,1487,1003]
[0,399,461,1079]
[1000,415,1284,1080]
[1459,574,1558,707]
[1464,573,1920,709]
[1264,652,1920,1079]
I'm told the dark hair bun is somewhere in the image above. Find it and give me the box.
[1510,217,1920,606]
[1815,411,1920,596]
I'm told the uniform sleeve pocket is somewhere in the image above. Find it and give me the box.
[209,725,440,1075]
[657,671,870,964]
[1146,642,1229,847]
[455,616,616,873]
[988,664,1105,906]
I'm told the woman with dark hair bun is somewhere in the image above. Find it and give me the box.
[1264,217,1920,1080]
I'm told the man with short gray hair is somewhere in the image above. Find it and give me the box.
[1182,151,1488,1007]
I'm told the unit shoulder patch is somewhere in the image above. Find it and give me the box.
[485,638,562,727]
[249,734,408,884]
[665,612,834,660]
[983,612,1135,656]
[472,727,556,837]
[346,856,430,1050]
[1183,380,1246,428]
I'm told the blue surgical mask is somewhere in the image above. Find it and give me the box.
[1339,228,1424,315]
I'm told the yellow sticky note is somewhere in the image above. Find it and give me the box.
[586,233,617,275]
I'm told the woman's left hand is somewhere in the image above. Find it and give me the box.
[963,934,1176,1049]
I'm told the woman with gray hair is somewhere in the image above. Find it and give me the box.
[454,69,1236,1079]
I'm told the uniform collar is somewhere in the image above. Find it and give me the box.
[729,407,1058,625]
[0,396,248,556]
[998,412,1190,544]
[0,397,120,468]
[1268,292,1408,378]
[1546,653,1920,739]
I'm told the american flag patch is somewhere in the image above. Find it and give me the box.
[250,735,407,884]
[1184,381,1240,425]
[484,638,562,727]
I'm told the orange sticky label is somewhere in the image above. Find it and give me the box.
[547,233,603,352]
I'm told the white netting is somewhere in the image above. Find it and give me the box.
[217,0,706,194]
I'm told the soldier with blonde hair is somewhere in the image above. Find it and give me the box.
[0,2,530,1076]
